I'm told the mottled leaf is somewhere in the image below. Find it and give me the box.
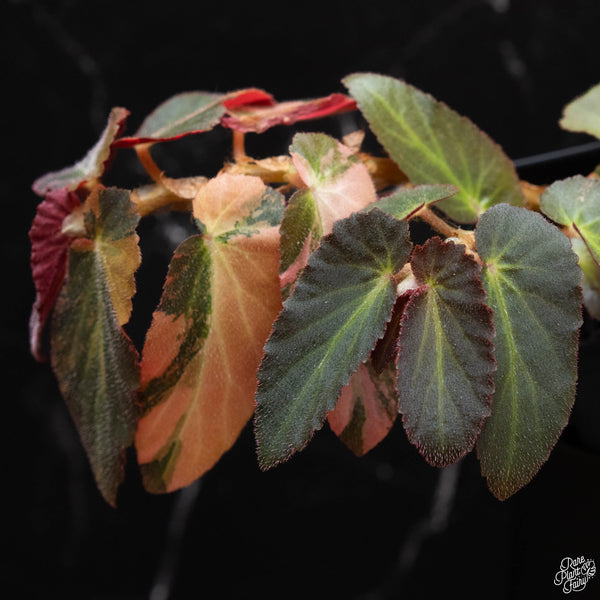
[328,361,398,456]
[344,73,524,223]
[50,187,141,506]
[136,175,284,492]
[475,204,582,500]
[367,184,459,220]
[255,209,412,469]
[280,133,377,291]
[29,189,82,361]
[397,237,495,467]
[540,175,600,265]
[33,108,129,196]
[560,83,600,139]
[222,94,356,133]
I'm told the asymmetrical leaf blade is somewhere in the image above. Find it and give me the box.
[560,82,600,139]
[367,184,459,220]
[255,209,412,469]
[475,204,582,500]
[32,108,129,196]
[397,238,496,467]
[540,175,600,265]
[136,175,284,492]
[50,187,141,506]
[344,73,524,223]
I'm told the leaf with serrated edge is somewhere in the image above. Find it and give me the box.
[397,237,495,467]
[475,204,582,500]
[366,184,459,220]
[280,133,377,290]
[328,361,397,456]
[33,108,129,196]
[560,83,600,139]
[540,175,600,266]
[50,187,140,506]
[255,209,412,469]
[136,174,284,492]
[343,73,524,223]
[29,189,82,361]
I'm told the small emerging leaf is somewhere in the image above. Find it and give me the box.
[344,73,524,223]
[50,187,141,506]
[540,175,600,266]
[397,237,496,467]
[29,188,81,361]
[33,108,129,196]
[136,175,284,492]
[475,204,582,500]
[255,209,412,469]
[560,82,600,139]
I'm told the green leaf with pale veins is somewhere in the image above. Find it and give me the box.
[397,238,495,466]
[50,187,141,506]
[560,83,600,139]
[366,184,459,220]
[540,175,600,266]
[343,73,524,223]
[255,209,412,469]
[475,204,582,500]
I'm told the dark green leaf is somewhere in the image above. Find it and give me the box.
[343,73,524,223]
[475,204,582,500]
[255,209,412,469]
[397,238,495,466]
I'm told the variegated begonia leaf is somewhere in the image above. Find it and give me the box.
[327,361,398,456]
[136,174,284,493]
[279,133,377,293]
[559,82,600,139]
[50,187,141,506]
[29,188,82,361]
[255,209,412,469]
[540,175,600,266]
[396,237,496,467]
[343,73,524,223]
[475,204,582,500]
[32,107,129,196]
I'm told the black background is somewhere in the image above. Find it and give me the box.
[4,0,600,598]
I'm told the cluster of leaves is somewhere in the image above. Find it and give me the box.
[30,75,600,506]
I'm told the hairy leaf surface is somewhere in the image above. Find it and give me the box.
[560,82,600,139]
[29,189,81,361]
[344,73,524,223]
[397,238,495,467]
[328,361,398,456]
[540,175,600,265]
[280,133,377,292]
[367,184,459,220]
[50,187,140,506]
[33,108,129,196]
[136,175,284,492]
[255,209,412,469]
[475,204,582,500]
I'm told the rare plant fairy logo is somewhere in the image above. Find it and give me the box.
[554,556,596,594]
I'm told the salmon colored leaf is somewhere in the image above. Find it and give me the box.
[136,174,284,493]
[367,184,459,220]
[50,187,141,506]
[29,188,81,361]
[397,237,496,467]
[344,73,524,223]
[222,94,356,133]
[32,107,129,196]
[540,175,600,266]
[328,361,398,456]
[475,204,582,500]
[280,133,377,292]
[560,82,600,139]
[255,209,412,470]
